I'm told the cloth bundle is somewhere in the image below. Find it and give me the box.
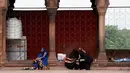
[57,53,66,61]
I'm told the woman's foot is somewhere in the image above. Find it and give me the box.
[43,66,50,70]
[108,58,115,62]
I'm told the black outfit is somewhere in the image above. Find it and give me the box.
[64,49,79,70]
[78,50,93,70]
[69,49,79,59]
[65,61,77,70]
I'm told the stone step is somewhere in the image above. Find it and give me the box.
[107,62,130,67]
[4,60,64,67]
[4,60,130,67]
[92,61,130,67]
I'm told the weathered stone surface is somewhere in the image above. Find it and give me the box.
[45,0,60,7]
[0,9,3,66]
[96,0,109,66]
[0,0,8,8]
[0,8,7,67]
[45,0,60,65]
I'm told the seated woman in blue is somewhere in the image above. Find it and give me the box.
[33,48,49,70]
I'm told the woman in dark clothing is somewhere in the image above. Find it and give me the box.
[64,48,93,70]
[69,49,79,59]
[78,48,93,70]
[64,49,79,70]
[64,57,77,69]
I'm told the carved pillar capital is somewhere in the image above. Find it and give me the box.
[0,0,8,8]
[96,0,109,16]
[98,12,106,16]
[0,8,7,15]
[96,0,109,7]
[97,7,108,16]
[47,8,57,16]
[47,8,57,22]
[45,0,60,8]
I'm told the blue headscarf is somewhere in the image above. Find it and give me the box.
[37,48,48,58]
[35,48,49,67]
[41,48,47,54]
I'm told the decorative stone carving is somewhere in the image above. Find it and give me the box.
[47,8,57,15]
[0,0,8,8]
[96,0,109,7]
[54,0,60,8]
[45,0,60,8]
[96,0,110,15]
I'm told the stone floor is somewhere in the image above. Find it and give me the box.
[0,69,130,73]
[0,66,130,70]
[0,67,130,73]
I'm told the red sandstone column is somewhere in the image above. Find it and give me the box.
[96,0,109,66]
[45,0,60,65]
[47,8,57,61]
[0,8,3,67]
[97,11,107,61]
[0,8,7,67]
[0,0,7,67]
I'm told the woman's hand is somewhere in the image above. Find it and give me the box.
[36,58,41,60]
[42,52,47,59]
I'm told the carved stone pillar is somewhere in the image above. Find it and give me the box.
[0,8,7,67]
[0,0,7,67]
[96,0,109,66]
[97,11,107,61]
[45,0,60,64]
[47,8,57,61]
[0,9,3,67]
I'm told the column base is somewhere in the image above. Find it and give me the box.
[0,62,4,67]
[48,51,57,66]
[48,52,65,67]
[95,51,108,67]
[48,51,57,61]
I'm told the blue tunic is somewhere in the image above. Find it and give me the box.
[34,48,48,69]
[114,58,130,62]
[39,48,48,66]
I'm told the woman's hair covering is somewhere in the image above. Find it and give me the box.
[41,48,47,52]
